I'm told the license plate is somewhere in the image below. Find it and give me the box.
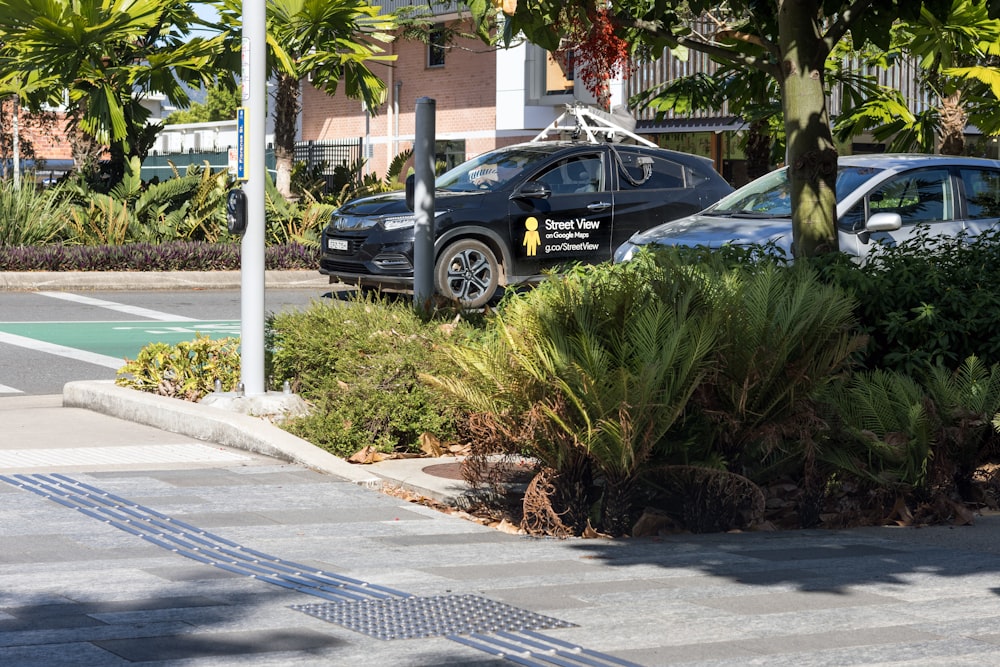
[327,238,349,252]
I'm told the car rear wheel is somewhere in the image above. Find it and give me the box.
[434,239,501,308]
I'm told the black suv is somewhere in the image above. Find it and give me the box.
[320,140,732,307]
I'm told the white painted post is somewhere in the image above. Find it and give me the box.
[240,0,266,395]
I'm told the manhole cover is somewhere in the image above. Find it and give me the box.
[422,460,535,483]
[292,594,575,640]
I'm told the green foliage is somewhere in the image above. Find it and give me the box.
[0,178,70,246]
[116,334,241,402]
[329,149,412,207]
[824,355,1000,502]
[0,0,234,188]
[164,85,241,125]
[57,159,238,245]
[266,292,472,458]
[264,172,329,247]
[814,228,1000,373]
[684,259,865,482]
[823,368,935,493]
[428,247,861,534]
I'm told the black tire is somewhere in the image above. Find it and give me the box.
[434,239,501,308]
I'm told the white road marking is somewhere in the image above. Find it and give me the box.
[38,291,197,321]
[0,331,125,369]
[0,383,23,394]
[0,443,251,469]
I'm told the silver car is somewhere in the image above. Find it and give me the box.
[614,154,1000,262]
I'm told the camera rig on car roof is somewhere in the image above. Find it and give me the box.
[532,103,657,148]
[533,103,657,185]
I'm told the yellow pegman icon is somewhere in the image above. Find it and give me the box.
[523,217,540,256]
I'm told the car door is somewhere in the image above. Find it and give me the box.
[957,167,1000,236]
[508,150,615,274]
[841,167,965,260]
[609,147,722,250]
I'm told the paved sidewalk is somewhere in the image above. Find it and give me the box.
[5,386,1000,666]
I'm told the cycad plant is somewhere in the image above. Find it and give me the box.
[824,356,1000,521]
[924,356,1000,497]
[823,369,935,495]
[428,258,719,535]
[690,261,866,490]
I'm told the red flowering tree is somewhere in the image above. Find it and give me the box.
[554,7,632,109]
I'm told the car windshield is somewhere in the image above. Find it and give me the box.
[436,146,557,192]
[707,166,884,217]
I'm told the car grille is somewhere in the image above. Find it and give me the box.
[320,256,369,274]
[331,215,376,231]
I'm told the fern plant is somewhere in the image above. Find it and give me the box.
[923,356,1000,495]
[822,369,934,494]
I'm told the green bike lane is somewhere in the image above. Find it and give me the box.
[0,320,241,365]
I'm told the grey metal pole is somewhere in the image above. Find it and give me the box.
[240,0,266,395]
[412,97,436,312]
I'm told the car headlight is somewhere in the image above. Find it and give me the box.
[613,241,638,263]
[382,215,417,230]
[382,211,448,230]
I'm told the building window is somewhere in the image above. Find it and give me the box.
[525,44,576,105]
[546,50,574,96]
[435,140,465,173]
[428,27,446,68]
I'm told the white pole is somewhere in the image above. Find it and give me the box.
[12,95,20,190]
[241,0,266,395]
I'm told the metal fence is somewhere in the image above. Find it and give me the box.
[142,138,363,194]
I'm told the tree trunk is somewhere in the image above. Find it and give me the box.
[938,91,967,156]
[273,74,301,199]
[744,118,772,181]
[778,0,839,256]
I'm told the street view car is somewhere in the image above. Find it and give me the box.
[320,136,733,307]
[614,154,1000,263]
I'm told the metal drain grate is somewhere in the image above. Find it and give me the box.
[293,594,576,640]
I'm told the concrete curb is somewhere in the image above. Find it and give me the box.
[62,380,383,488]
[0,270,331,291]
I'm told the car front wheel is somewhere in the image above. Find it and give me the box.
[434,239,501,308]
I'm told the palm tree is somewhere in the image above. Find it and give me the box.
[834,0,1000,154]
[0,0,233,187]
[216,0,396,198]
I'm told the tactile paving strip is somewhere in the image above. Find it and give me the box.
[3,474,642,666]
[293,594,576,640]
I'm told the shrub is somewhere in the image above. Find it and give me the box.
[0,178,71,246]
[428,249,862,535]
[0,241,318,271]
[814,229,1000,373]
[266,292,474,458]
[116,334,241,401]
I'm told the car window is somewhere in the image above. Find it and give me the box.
[534,154,604,195]
[616,152,685,190]
[436,147,555,192]
[867,168,953,224]
[960,168,1000,220]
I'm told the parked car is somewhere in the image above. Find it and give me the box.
[319,140,733,307]
[614,154,1000,263]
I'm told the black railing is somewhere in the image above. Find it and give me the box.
[142,138,364,194]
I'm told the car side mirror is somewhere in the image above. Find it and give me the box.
[405,174,415,211]
[865,212,902,233]
[515,181,551,199]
